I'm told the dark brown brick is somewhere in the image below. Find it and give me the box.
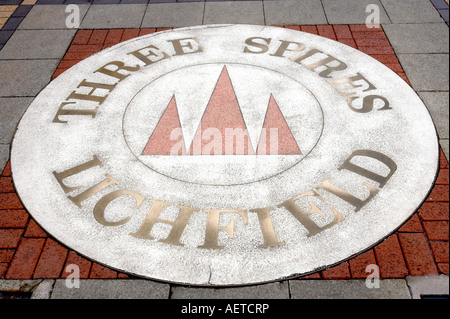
[419,202,449,221]
[0,229,23,248]
[33,239,68,278]
[0,210,29,228]
[321,262,351,279]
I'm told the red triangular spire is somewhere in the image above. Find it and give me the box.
[189,66,254,155]
[141,95,186,155]
[256,94,301,155]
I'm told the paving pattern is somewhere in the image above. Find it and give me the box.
[0,0,448,299]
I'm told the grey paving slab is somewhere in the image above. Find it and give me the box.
[418,91,449,139]
[397,54,449,91]
[203,0,264,25]
[406,275,449,299]
[0,97,34,144]
[289,279,411,299]
[2,17,25,31]
[264,0,327,25]
[80,4,147,29]
[383,23,449,54]
[322,0,391,25]
[171,281,289,299]
[142,2,204,28]
[0,29,76,60]
[381,0,443,23]
[0,144,9,174]
[50,279,170,299]
[441,139,449,161]
[0,59,59,97]
[18,4,90,30]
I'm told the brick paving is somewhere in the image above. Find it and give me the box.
[0,24,448,283]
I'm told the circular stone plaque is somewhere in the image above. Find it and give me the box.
[11,25,439,286]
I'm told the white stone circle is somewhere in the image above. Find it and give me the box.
[11,25,439,286]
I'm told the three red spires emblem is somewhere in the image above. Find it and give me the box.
[142,66,301,156]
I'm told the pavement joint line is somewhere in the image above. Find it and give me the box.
[0,1,448,298]
[430,0,450,25]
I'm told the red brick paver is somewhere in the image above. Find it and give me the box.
[1,25,448,281]
[6,238,45,279]
[33,238,68,278]
[321,262,351,279]
[62,251,92,279]
[348,250,377,278]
